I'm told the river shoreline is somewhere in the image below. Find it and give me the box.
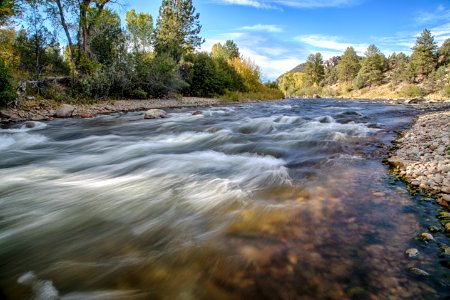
[2,96,450,125]
[388,110,450,211]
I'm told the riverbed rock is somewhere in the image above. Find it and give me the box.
[56,104,75,118]
[419,232,434,241]
[408,267,430,277]
[144,109,167,119]
[405,248,419,258]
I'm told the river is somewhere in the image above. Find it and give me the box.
[0,99,449,299]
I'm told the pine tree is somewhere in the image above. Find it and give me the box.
[337,47,360,83]
[410,28,437,80]
[438,38,450,66]
[355,44,385,88]
[304,52,324,86]
[154,0,203,62]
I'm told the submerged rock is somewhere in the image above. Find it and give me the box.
[408,267,430,277]
[405,248,419,258]
[418,232,434,241]
[144,109,167,119]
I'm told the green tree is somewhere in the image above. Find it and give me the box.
[126,9,153,53]
[355,44,385,88]
[154,0,203,62]
[304,52,324,86]
[0,57,16,107]
[410,28,437,80]
[438,38,450,66]
[337,47,360,83]
[90,8,125,65]
[0,0,20,26]
[211,40,240,60]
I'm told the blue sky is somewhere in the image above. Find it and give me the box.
[121,0,450,80]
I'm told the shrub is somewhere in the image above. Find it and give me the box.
[443,85,450,97]
[400,84,425,98]
[0,57,16,107]
[130,88,147,99]
[41,82,70,102]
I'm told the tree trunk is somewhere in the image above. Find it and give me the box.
[54,0,75,64]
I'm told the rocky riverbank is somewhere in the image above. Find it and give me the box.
[388,111,450,211]
[0,97,222,124]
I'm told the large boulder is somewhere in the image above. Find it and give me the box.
[144,109,167,119]
[55,104,75,118]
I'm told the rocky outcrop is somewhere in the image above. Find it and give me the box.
[388,111,450,205]
[55,104,75,118]
[144,109,167,119]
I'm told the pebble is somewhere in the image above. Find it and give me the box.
[408,267,430,277]
[405,248,419,258]
[419,232,434,241]
[388,111,450,205]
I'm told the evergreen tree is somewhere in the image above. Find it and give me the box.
[154,0,203,62]
[390,52,412,83]
[355,44,385,88]
[410,28,437,80]
[337,47,360,83]
[304,52,324,86]
[438,38,450,66]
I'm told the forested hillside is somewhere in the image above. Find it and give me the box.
[0,0,282,107]
[278,29,450,100]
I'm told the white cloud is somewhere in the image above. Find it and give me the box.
[416,5,450,24]
[295,34,368,54]
[213,0,362,9]
[239,24,283,32]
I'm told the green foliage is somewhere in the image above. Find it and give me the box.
[0,57,16,107]
[304,52,324,86]
[411,29,437,80]
[126,9,153,53]
[443,85,450,97]
[130,88,148,99]
[278,72,308,97]
[355,44,385,88]
[400,84,425,98]
[323,66,338,86]
[0,0,19,26]
[183,52,244,97]
[90,9,125,65]
[389,52,412,83]
[337,47,360,83]
[438,38,450,66]
[211,40,240,60]
[154,0,203,62]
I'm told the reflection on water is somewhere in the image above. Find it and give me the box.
[0,99,448,299]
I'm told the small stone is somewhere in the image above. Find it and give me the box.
[405,248,419,258]
[445,223,450,233]
[418,232,434,241]
[408,267,430,277]
[372,191,385,197]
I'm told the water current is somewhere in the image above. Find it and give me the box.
[0,99,449,299]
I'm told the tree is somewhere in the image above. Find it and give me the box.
[154,0,203,62]
[355,44,385,88]
[410,28,437,80]
[337,47,360,83]
[228,57,261,92]
[278,72,308,97]
[0,0,20,26]
[0,57,16,107]
[90,8,125,65]
[126,9,153,53]
[304,52,324,86]
[438,38,450,66]
[211,40,240,60]
[389,52,412,84]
